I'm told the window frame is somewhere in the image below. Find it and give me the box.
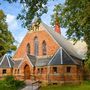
[42,40,47,55]
[2,69,7,74]
[66,66,71,73]
[26,43,30,54]
[53,67,58,74]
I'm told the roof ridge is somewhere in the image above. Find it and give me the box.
[60,48,63,64]
[7,56,11,68]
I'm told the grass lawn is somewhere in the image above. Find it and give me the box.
[40,81,90,90]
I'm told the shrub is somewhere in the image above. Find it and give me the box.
[0,75,25,90]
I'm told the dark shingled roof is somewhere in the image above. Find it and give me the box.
[48,48,79,65]
[41,22,82,60]
[27,54,37,66]
[62,49,78,65]
[36,56,52,67]
[71,56,82,65]
[0,55,14,68]
[48,49,62,65]
[13,60,22,68]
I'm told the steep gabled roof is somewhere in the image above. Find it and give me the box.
[48,48,79,65]
[62,49,78,65]
[41,22,82,59]
[0,55,14,68]
[13,60,22,68]
[27,54,36,66]
[48,49,62,65]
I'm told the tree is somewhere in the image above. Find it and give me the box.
[0,10,16,57]
[51,0,90,59]
[4,0,90,59]
[5,0,48,28]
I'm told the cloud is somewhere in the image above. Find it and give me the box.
[6,14,18,31]
[6,14,27,44]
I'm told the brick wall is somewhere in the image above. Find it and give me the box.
[0,68,13,79]
[13,25,59,59]
[35,65,82,84]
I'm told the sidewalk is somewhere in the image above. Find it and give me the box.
[21,85,39,90]
[21,80,40,90]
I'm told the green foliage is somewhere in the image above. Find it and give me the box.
[0,75,25,90]
[4,0,48,28]
[51,0,90,59]
[0,10,16,57]
[85,58,90,69]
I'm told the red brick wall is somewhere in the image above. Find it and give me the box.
[35,65,82,84]
[13,26,59,59]
[0,68,13,79]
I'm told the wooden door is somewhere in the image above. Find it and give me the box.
[24,65,30,80]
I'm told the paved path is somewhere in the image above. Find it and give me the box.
[21,80,40,90]
[21,85,39,90]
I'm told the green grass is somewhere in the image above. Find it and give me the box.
[40,81,90,90]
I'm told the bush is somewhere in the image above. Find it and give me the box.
[0,75,25,90]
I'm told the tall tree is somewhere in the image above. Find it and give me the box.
[4,0,90,59]
[0,10,16,57]
[51,0,90,59]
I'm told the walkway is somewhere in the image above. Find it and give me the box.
[21,80,40,90]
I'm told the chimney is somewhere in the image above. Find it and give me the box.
[55,13,61,34]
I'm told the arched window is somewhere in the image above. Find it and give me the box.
[42,41,47,55]
[26,43,30,54]
[34,36,38,56]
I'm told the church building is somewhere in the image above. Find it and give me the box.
[0,20,83,84]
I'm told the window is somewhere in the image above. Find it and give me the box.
[67,67,71,73]
[34,36,38,56]
[41,68,43,74]
[18,69,19,74]
[26,43,30,54]
[38,68,40,74]
[37,68,43,74]
[14,69,17,74]
[42,41,47,55]
[53,67,57,73]
[2,69,6,74]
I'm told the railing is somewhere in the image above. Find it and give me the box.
[25,80,41,90]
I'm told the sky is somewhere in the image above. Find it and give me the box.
[0,0,66,44]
